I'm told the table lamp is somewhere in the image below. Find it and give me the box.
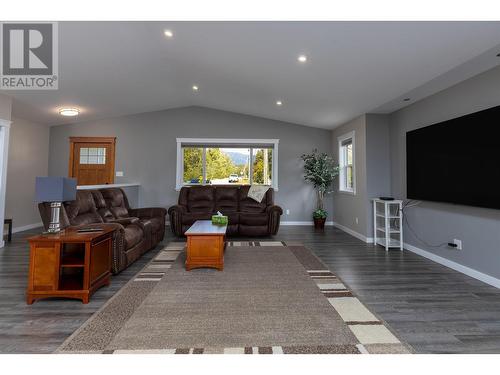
[35,177,77,233]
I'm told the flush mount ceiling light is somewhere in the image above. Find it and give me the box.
[297,55,307,63]
[59,108,80,117]
[192,85,199,92]
[276,100,283,106]
[164,29,174,38]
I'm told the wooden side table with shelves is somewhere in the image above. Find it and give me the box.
[26,226,115,304]
[372,199,403,251]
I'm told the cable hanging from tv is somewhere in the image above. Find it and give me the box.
[401,200,449,249]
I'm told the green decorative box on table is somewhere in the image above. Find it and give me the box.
[211,215,228,225]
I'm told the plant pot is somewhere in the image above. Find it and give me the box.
[313,217,326,230]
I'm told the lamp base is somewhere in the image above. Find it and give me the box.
[42,229,66,235]
[47,202,62,233]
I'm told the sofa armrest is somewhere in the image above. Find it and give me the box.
[266,205,283,215]
[129,207,167,219]
[101,223,127,274]
[167,205,187,215]
[266,205,283,235]
[167,205,187,237]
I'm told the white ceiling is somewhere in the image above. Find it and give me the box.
[6,21,500,129]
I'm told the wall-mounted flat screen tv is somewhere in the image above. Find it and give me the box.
[406,104,500,209]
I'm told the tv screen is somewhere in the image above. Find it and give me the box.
[406,105,500,210]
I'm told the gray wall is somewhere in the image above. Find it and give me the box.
[331,115,368,237]
[6,117,50,229]
[365,114,391,236]
[49,106,333,221]
[389,64,500,279]
[0,94,12,120]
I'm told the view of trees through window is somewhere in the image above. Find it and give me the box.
[183,146,272,185]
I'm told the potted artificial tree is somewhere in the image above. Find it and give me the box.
[301,150,339,229]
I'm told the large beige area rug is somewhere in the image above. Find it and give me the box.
[56,241,412,354]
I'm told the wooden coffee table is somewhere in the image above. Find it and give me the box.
[185,220,227,271]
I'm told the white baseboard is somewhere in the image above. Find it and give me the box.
[331,223,500,289]
[404,242,500,289]
[165,221,336,227]
[333,222,373,243]
[12,222,43,234]
[281,221,334,226]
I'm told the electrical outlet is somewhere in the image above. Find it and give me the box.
[453,239,462,250]
[355,217,359,225]
[286,209,290,215]
[116,171,124,177]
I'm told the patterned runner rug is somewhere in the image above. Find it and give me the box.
[56,241,412,354]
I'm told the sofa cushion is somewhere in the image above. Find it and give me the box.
[101,188,130,218]
[64,190,103,226]
[239,212,268,226]
[92,190,115,222]
[111,206,129,219]
[238,186,268,213]
[147,217,163,232]
[181,212,212,225]
[187,186,215,213]
[226,224,239,236]
[221,211,239,225]
[215,186,239,213]
[124,225,143,248]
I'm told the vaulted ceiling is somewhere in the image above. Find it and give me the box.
[7,21,500,129]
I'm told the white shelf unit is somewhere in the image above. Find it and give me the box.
[372,199,403,251]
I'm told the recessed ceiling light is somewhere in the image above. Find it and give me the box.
[192,85,199,92]
[403,98,411,102]
[59,108,80,117]
[164,29,173,38]
[276,100,283,106]
[297,55,307,63]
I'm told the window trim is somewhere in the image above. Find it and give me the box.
[176,138,279,191]
[338,131,356,195]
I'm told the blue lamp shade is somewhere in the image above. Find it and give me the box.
[35,177,77,203]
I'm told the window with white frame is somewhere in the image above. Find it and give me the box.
[338,131,355,193]
[176,139,279,190]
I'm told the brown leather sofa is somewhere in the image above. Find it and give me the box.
[38,188,167,274]
[168,185,282,237]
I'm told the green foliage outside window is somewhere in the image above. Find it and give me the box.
[182,147,272,185]
[206,148,237,181]
[183,147,203,183]
[252,149,272,184]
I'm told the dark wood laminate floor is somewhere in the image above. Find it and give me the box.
[1,226,500,353]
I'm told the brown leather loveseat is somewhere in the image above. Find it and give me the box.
[39,188,167,274]
[168,185,282,237]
